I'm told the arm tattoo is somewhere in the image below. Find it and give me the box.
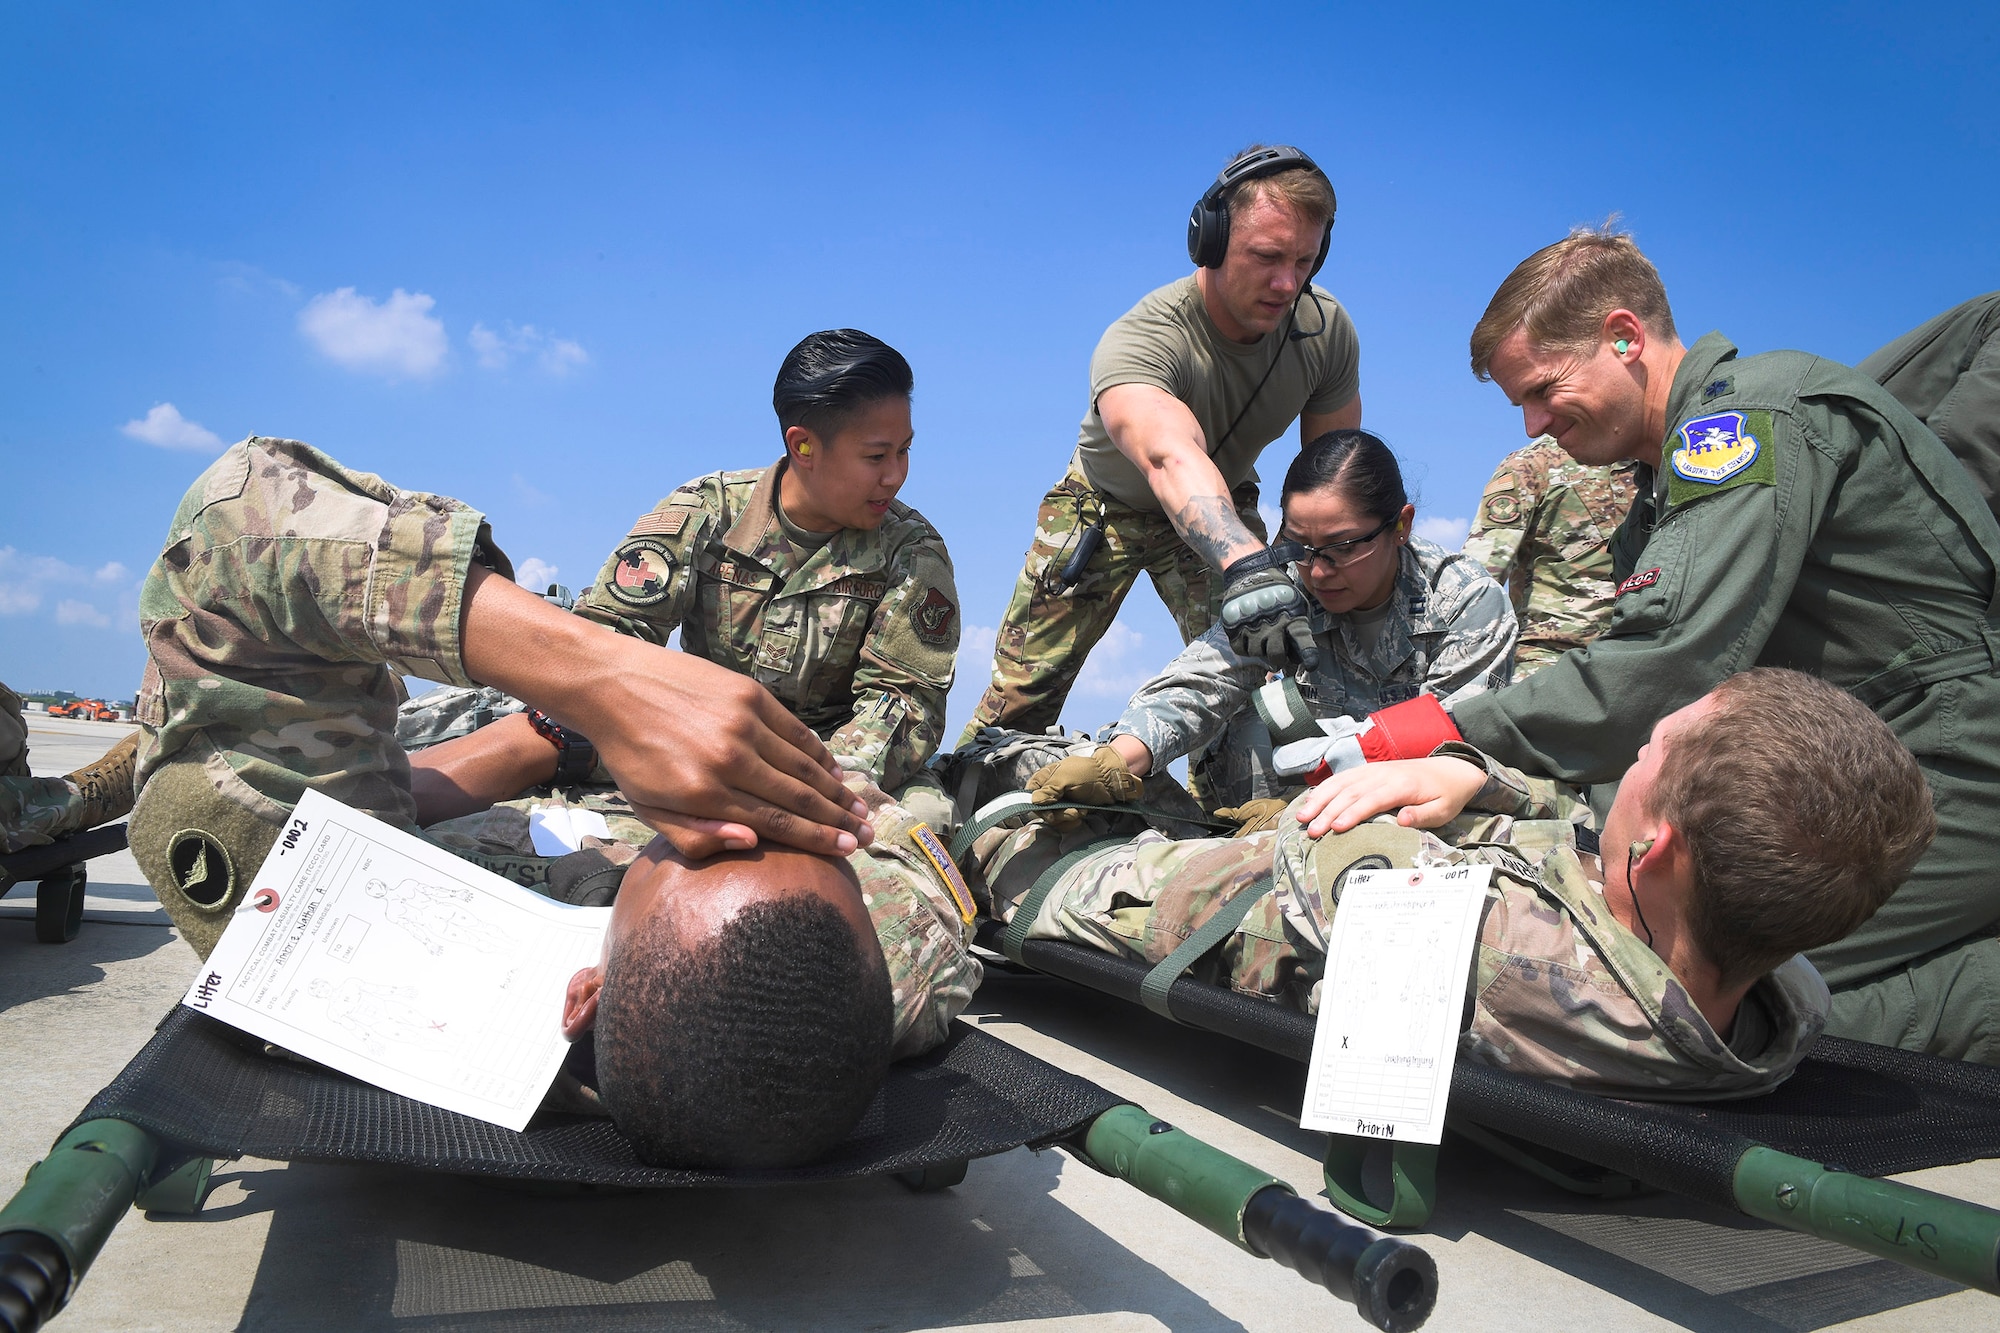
[1173,495,1259,570]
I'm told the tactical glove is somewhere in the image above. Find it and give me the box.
[1212,798,1292,837]
[1219,546,1320,673]
[1025,745,1143,830]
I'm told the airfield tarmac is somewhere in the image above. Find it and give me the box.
[4,714,1996,1332]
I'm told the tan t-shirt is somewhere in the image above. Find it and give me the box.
[1071,275,1360,511]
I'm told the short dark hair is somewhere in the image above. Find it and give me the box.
[1652,669,1936,989]
[1281,428,1409,523]
[772,329,913,439]
[595,894,893,1168]
[1469,222,1679,381]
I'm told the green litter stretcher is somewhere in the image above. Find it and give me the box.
[971,917,2000,1299]
[0,1006,1440,1333]
[0,823,126,944]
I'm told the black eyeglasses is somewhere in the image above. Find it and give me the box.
[1279,514,1397,568]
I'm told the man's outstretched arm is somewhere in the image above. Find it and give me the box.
[458,566,871,858]
[1100,384,1261,569]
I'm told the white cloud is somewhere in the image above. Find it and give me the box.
[1259,502,1283,537]
[944,623,999,741]
[0,549,133,624]
[54,599,111,628]
[469,321,589,375]
[1416,515,1470,550]
[299,287,449,379]
[513,557,559,594]
[1072,620,1153,700]
[121,402,224,452]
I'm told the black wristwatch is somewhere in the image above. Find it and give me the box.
[527,709,598,788]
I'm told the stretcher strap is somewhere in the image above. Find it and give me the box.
[1139,879,1278,1020]
[1003,838,1126,965]
[947,791,1229,864]
[1251,678,1324,747]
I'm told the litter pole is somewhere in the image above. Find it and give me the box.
[1076,1105,1438,1331]
[0,1119,160,1333]
[1733,1145,2000,1294]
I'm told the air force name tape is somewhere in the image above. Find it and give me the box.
[1672,411,1760,484]
[908,823,976,924]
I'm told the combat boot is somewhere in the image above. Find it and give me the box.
[62,730,138,831]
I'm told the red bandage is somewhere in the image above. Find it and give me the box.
[1360,695,1462,763]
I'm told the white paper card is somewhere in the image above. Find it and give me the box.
[182,788,611,1131]
[528,804,612,856]
[1299,865,1491,1144]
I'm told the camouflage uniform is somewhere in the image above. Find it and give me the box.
[1110,536,1517,809]
[969,745,1827,1098]
[576,462,958,794]
[1461,439,1638,677]
[0,680,87,854]
[956,465,1268,743]
[455,776,982,1060]
[129,437,979,1059]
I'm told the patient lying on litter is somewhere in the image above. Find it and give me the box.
[964,668,1933,1098]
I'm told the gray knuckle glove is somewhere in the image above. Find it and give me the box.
[1220,556,1320,673]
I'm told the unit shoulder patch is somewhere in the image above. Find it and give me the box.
[910,586,957,646]
[607,538,675,606]
[1482,493,1521,526]
[1667,409,1776,507]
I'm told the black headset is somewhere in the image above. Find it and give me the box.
[1185,145,1335,277]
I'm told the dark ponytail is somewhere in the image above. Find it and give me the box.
[1281,429,1407,522]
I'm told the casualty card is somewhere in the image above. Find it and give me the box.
[1299,864,1490,1144]
[182,788,611,1131]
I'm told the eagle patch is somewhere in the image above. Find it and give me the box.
[1667,408,1776,507]
[1672,411,1760,484]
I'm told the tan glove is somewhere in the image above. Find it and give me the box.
[1212,798,1292,838]
[1025,745,1142,830]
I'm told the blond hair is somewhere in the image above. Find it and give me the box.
[1226,143,1336,233]
[1651,669,1935,989]
[1469,222,1677,380]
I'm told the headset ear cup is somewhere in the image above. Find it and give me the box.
[1188,199,1229,269]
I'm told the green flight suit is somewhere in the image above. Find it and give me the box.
[1451,333,2000,1063]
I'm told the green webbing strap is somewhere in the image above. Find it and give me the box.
[1002,838,1126,965]
[947,791,1231,864]
[1138,879,1278,1020]
[1251,677,1324,747]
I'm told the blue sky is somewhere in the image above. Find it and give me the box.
[4,2,1996,738]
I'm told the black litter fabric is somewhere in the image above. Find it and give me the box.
[1000,937,2000,1208]
[77,1008,1123,1188]
[0,822,128,885]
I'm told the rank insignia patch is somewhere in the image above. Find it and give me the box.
[607,539,675,606]
[1672,412,1760,483]
[911,586,957,646]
